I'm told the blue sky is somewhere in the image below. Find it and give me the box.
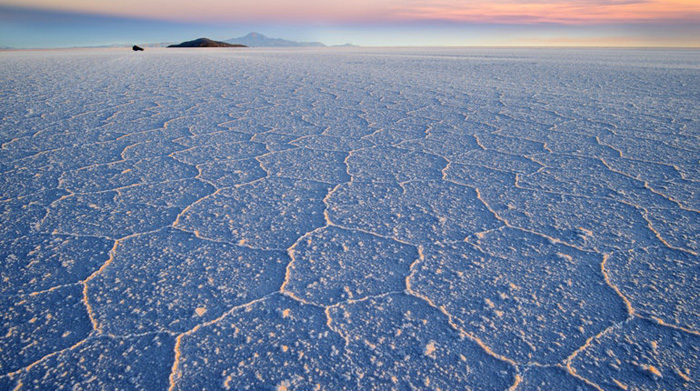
[1,3,699,48]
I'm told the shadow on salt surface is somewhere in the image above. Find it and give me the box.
[170,140,268,166]
[11,334,175,390]
[362,128,419,147]
[118,179,214,208]
[259,147,351,183]
[648,179,700,211]
[197,158,267,188]
[120,139,187,160]
[176,177,331,249]
[327,180,501,244]
[0,166,61,201]
[0,129,125,165]
[0,285,91,374]
[517,366,597,391]
[284,226,418,306]
[446,162,661,251]
[453,149,542,175]
[598,133,698,167]
[0,190,67,240]
[42,179,213,238]
[116,126,193,148]
[540,132,620,159]
[486,187,660,252]
[475,133,547,156]
[395,130,480,159]
[308,107,374,138]
[59,156,198,193]
[522,154,678,209]
[250,132,300,152]
[173,295,357,390]
[328,294,516,390]
[3,139,130,172]
[173,130,251,147]
[607,246,700,331]
[587,155,683,183]
[219,117,273,135]
[549,118,616,138]
[291,134,374,152]
[444,161,516,189]
[643,207,699,253]
[571,318,700,390]
[88,228,288,334]
[229,109,325,137]
[1,234,112,295]
[346,146,447,182]
[412,227,628,364]
[369,116,433,141]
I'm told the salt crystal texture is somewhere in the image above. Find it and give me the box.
[1,47,698,390]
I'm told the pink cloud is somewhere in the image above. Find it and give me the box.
[2,0,699,24]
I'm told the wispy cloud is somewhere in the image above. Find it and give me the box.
[1,0,698,24]
[386,0,700,24]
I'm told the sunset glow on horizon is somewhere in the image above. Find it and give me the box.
[1,0,699,47]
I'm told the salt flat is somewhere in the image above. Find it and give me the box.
[1,47,699,390]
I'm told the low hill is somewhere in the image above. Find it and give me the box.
[168,38,246,48]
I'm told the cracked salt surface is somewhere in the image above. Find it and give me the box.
[1,47,699,390]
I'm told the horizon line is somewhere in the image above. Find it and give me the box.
[4,44,700,50]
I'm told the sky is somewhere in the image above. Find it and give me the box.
[1,0,699,48]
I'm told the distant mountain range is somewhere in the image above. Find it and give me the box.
[225,32,325,47]
[168,38,246,48]
[2,32,355,50]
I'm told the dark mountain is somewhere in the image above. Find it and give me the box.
[168,38,246,48]
[225,32,324,47]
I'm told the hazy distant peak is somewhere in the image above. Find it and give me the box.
[225,32,325,47]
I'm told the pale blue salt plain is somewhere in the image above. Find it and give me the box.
[0,47,699,390]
